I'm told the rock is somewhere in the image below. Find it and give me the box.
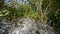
[8,18,37,34]
[0,18,55,34]
[8,18,55,34]
[0,18,12,34]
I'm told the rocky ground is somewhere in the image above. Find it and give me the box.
[0,18,60,34]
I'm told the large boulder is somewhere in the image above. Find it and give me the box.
[8,18,55,34]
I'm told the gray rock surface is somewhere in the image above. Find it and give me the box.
[0,18,12,34]
[0,18,57,34]
[8,18,55,34]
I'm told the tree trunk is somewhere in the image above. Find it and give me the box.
[38,0,43,23]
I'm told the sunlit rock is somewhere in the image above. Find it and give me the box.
[8,18,55,34]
